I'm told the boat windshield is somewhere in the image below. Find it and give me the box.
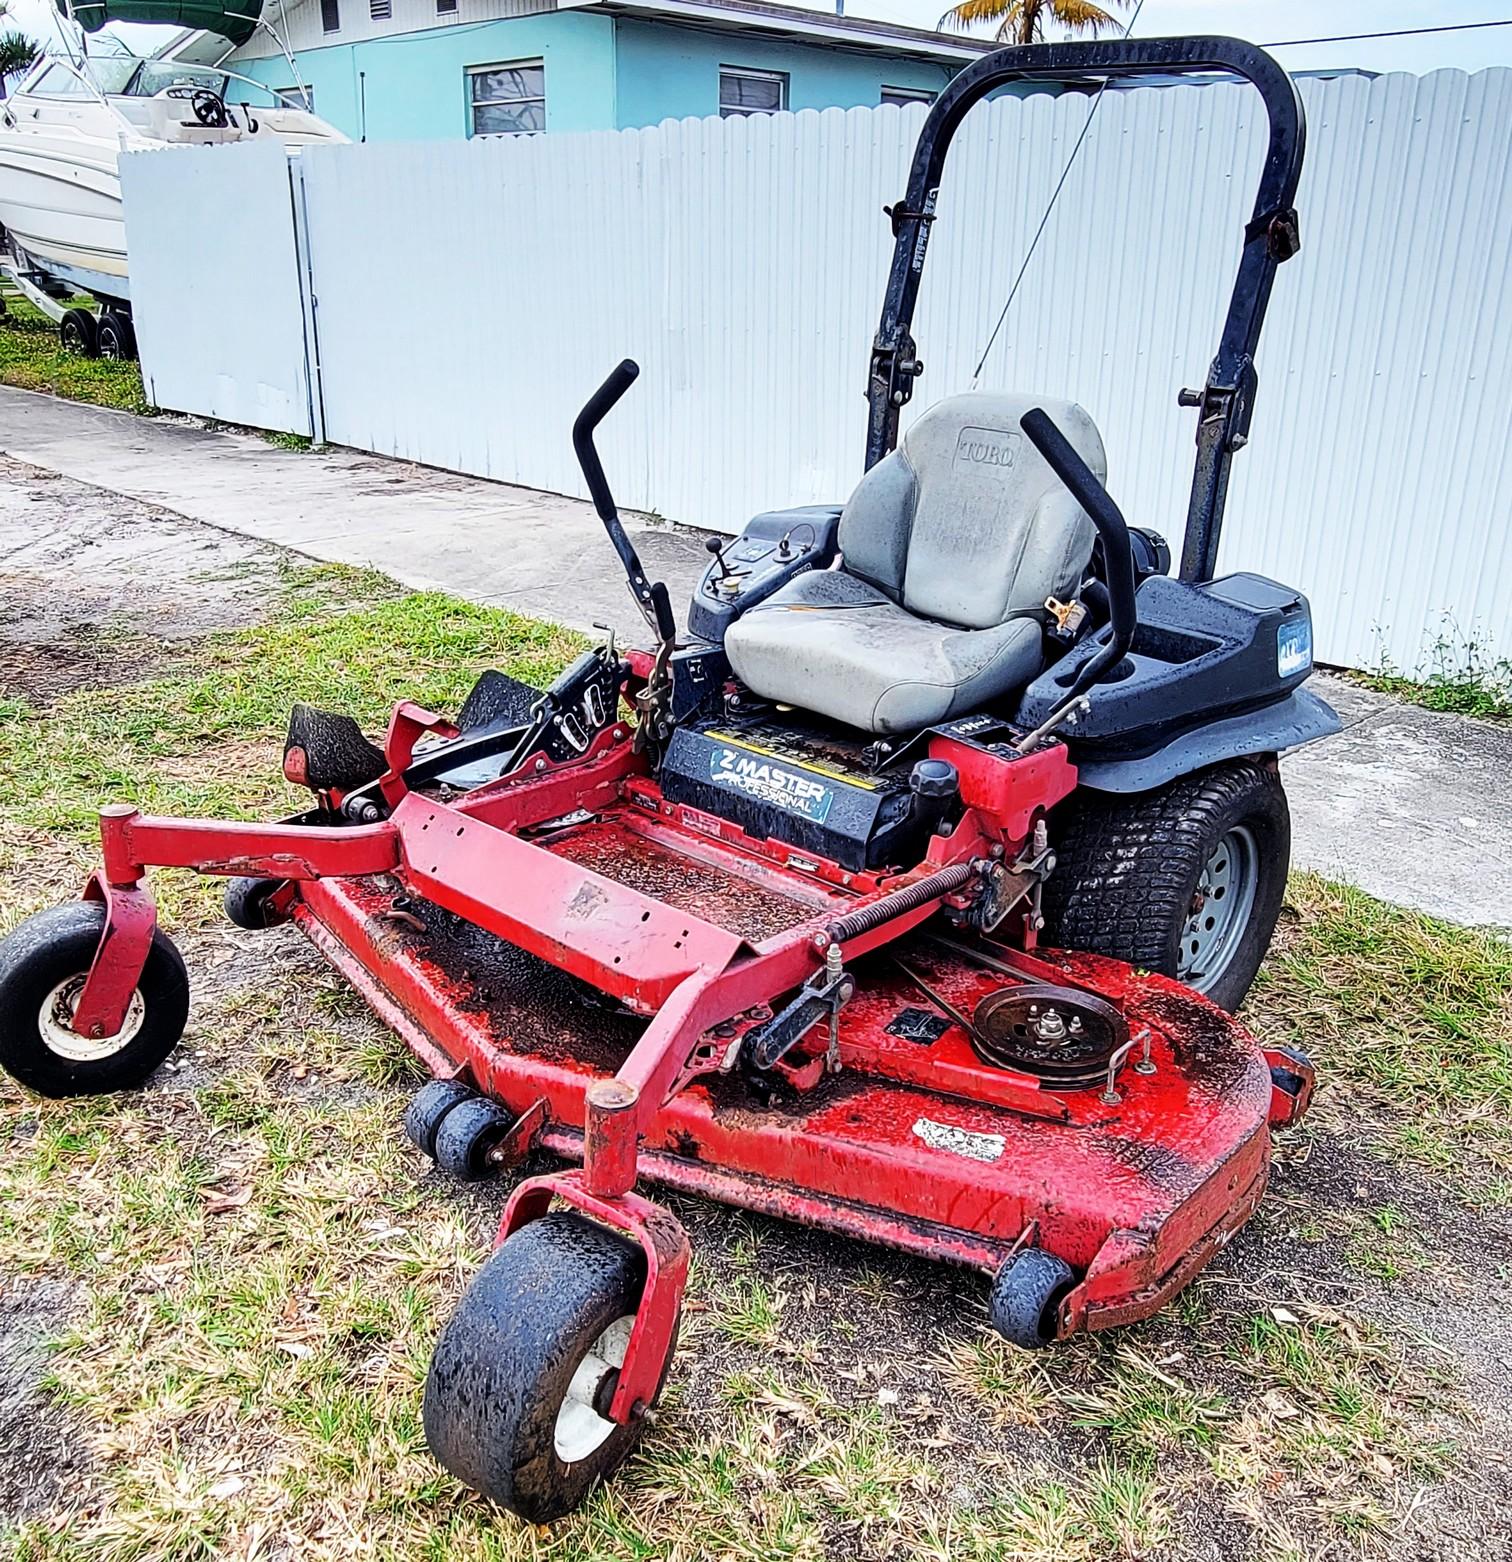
[121,62,230,99]
[20,57,229,100]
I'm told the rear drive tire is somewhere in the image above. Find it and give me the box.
[59,309,98,358]
[423,1211,661,1521]
[0,903,189,1097]
[1041,759,1290,1013]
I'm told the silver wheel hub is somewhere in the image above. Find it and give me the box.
[39,974,146,1062]
[553,1314,634,1464]
[1178,824,1259,993]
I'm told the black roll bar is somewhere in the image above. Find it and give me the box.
[867,36,1305,584]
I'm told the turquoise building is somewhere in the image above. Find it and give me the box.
[197,0,998,142]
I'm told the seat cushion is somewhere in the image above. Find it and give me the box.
[724,569,1044,734]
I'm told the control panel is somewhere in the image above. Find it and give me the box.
[687,505,842,644]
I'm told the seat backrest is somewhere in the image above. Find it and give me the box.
[838,392,1107,630]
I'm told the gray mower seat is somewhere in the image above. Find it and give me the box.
[723,392,1107,734]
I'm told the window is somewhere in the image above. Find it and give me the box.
[437,0,458,12]
[321,0,339,33]
[32,63,93,96]
[369,0,391,17]
[719,67,787,118]
[467,61,544,136]
[881,85,936,107]
[272,84,316,111]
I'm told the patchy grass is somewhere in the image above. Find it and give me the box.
[0,296,153,416]
[1354,623,1512,722]
[263,430,315,452]
[0,553,1508,1560]
[1251,874,1512,1198]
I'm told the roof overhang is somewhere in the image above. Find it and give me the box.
[557,0,998,64]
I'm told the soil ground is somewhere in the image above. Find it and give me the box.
[1,455,1510,1562]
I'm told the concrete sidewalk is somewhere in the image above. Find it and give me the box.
[3,385,1508,928]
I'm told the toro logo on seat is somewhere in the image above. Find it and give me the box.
[709,745,834,823]
[954,426,1021,471]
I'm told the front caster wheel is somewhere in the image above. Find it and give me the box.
[223,876,290,930]
[989,1247,1076,1350]
[424,1211,669,1522]
[0,904,189,1097]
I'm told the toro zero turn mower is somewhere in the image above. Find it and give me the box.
[0,36,1336,1522]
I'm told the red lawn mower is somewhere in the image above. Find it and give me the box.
[0,37,1337,1522]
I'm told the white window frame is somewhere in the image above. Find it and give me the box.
[320,0,339,33]
[466,59,545,138]
[880,84,936,107]
[718,65,788,119]
[437,0,458,13]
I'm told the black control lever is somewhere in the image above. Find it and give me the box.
[572,360,675,643]
[1019,408,1137,702]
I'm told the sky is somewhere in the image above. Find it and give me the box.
[813,0,1512,74]
[4,0,1512,73]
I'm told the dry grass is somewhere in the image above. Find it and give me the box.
[1,566,1509,1561]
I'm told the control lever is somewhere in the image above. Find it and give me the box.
[1013,408,1139,751]
[572,360,674,647]
[572,361,677,745]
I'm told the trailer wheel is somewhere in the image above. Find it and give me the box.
[988,1247,1076,1349]
[0,904,189,1097]
[403,1078,476,1158]
[433,1095,516,1180]
[424,1211,663,1521]
[97,311,137,361]
[1041,759,1290,1012]
[59,308,99,358]
[223,876,289,930]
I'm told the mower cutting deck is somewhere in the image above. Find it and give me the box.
[1,34,1334,1525]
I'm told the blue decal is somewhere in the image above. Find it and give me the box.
[1277,617,1312,678]
[709,745,834,823]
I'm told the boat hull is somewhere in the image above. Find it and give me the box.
[0,131,127,280]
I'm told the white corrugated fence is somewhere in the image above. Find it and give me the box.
[120,69,1512,676]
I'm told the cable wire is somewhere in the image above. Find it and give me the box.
[1263,18,1512,48]
[969,0,1147,387]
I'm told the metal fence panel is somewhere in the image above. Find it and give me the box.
[138,71,1512,673]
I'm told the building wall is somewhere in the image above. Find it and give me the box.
[230,10,963,140]
[232,0,556,60]
[232,12,617,138]
[612,19,953,126]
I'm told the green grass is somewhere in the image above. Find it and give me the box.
[0,295,154,415]
[0,565,1506,1560]
[1355,623,1512,721]
[263,430,315,452]
[1249,874,1512,1195]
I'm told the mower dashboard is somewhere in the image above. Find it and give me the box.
[687,505,841,644]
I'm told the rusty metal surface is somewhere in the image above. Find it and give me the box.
[547,818,815,943]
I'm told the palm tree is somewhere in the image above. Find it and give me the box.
[0,29,38,98]
[940,0,1129,44]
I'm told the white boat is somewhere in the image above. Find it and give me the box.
[0,47,344,299]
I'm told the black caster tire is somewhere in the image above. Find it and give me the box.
[989,1247,1077,1350]
[1041,759,1291,1013]
[424,1211,665,1522]
[97,310,137,361]
[223,876,289,931]
[0,903,189,1098]
[433,1095,516,1180]
[403,1078,476,1158]
[59,308,99,358]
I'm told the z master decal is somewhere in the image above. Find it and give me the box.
[709,745,835,823]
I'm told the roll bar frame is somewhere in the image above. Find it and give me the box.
[866,35,1306,584]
